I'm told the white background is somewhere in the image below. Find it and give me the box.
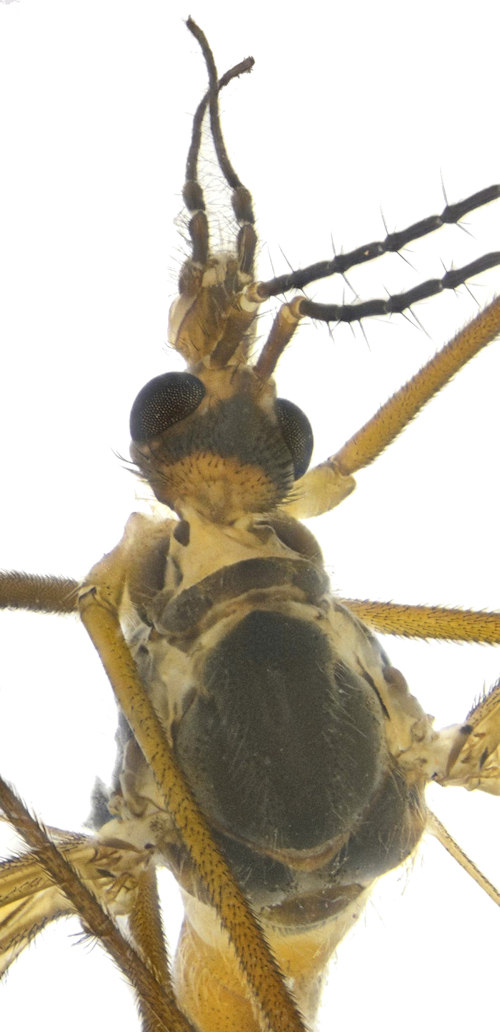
[0,1,499,1030]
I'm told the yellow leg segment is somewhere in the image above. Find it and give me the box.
[342,598,500,643]
[334,296,500,476]
[0,776,190,1032]
[78,539,307,1032]
[0,571,78,613]
[292,297,500,519]
[129,867,175,1032]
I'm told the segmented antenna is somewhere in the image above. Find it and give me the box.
[256,185,500,300]
[187,18,257,277]
[182,54,254,268]
[185,20,499,380]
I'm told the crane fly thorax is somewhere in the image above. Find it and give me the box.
[100,509,428,927]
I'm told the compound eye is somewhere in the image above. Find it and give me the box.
[130,372,206,443]
[276,398,314,479]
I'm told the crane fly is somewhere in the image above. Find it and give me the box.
[0,14,499,1032]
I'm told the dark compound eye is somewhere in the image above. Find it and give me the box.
[276,398,314,479]
[130,372,206,443]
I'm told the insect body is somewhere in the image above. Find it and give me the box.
[1,15,500,1032]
